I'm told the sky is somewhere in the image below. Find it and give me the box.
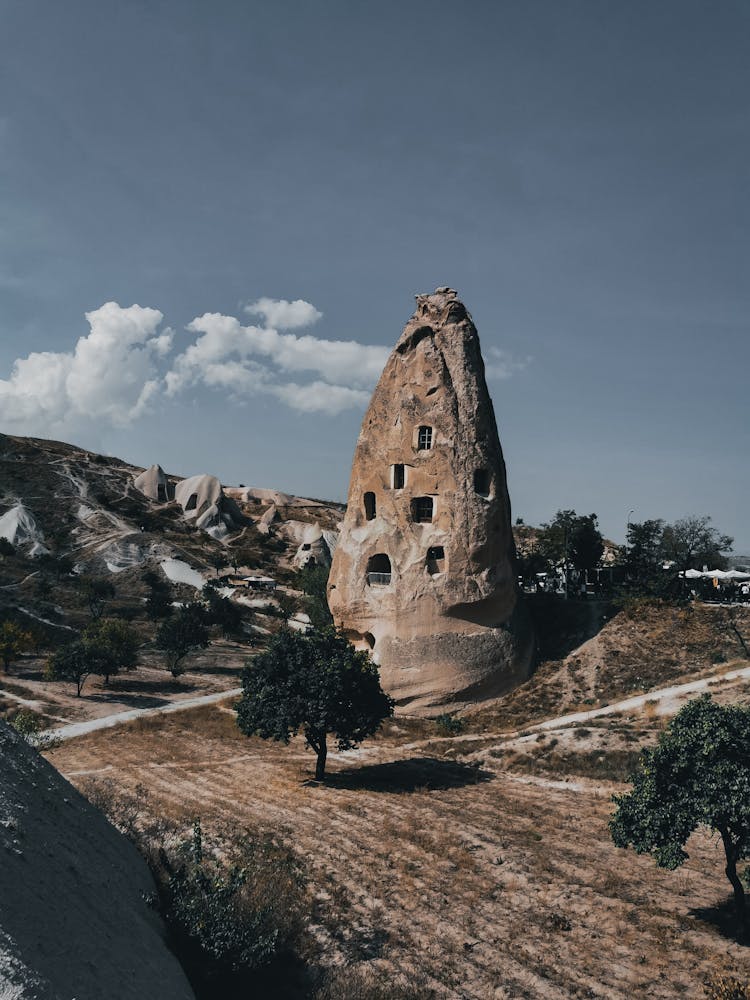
[1,0,748,551]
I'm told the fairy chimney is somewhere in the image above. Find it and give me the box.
[327,287,534,714]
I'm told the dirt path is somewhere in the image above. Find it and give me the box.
[408,662,750,756]
[44,687,242,743]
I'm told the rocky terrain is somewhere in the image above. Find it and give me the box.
[0,720,194,1000]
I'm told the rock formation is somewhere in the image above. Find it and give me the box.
[174,474,244,540]
[133,463,172,502]
[0,722,194,999]
[327,287,534,713]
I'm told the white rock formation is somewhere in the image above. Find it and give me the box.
[174,474,243,540]
[0,503,49,557]
[133,464,171,502]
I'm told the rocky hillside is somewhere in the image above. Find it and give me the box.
[0,432,343,637]
[0,721,194,999]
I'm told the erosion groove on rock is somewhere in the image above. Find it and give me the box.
[328,287,534,713]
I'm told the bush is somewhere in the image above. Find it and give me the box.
[156,820,308,990]
[0,537,15,556]
[434,713,467,737]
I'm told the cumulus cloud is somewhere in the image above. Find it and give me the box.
[165,303,389,414]
[484,346,532,380]
[0,302,169,435]
[0,295,530,434]
[244,297,323,330]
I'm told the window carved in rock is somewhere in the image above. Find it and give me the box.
[417,426,433,451]
[185,493,198,511]
[364,491,376,520]
[366,553,391,586]
[392,464,405,490]
[473,469,490,497]
[426,545,445,575]
[411,496,434,523]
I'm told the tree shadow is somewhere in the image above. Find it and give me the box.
[82,692,171,709]
[689,897,749,945]
[317,756,493,793]
[108,678,197,695]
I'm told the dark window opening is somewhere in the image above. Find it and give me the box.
[392,464,405,489]
[157,484,167,502]
[411,496,434,523]
[301,543,311,550]
[474,469,491,497]
[366,553,391,586]
[417,425,433,450]
[426,545,445,575]
[364,491,376,520]
[185,493,198,511]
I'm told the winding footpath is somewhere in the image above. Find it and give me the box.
[43,687,243,743]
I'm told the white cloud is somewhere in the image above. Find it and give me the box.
[1,295,529,434]
[165,304,389,415]
[244,297,322,330]
[0,302,167,435]
[484,346,532,380]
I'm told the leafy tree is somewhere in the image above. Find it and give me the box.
[295,563,333,629]
[46,640,94,696]
[79,577,116,619]
[38,552,74,580]
[202,586,244,637]
[82,618,140,686]
[0,622,33,671]
[237,627,394,780]
[610,695,750,932]
[142,569,174,620]
[661,515,733,571]
[0,537,15,557]
[156,603,210,677]
[536,510,604,592]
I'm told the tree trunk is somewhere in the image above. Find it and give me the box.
[315,733,327,781]
[720,827,747,929]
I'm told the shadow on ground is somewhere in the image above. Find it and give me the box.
[318,756,493,793]
[690,898,750,945]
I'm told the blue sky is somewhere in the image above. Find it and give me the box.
[1,0,748,550]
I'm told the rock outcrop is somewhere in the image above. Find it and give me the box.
[174,474,244,540]
[0,722,194,1000]
[134,463,172,502]
[327,287,534,713]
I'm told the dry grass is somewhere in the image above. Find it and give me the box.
[46,704,750,999]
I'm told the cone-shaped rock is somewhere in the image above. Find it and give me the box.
[328,287,534,713]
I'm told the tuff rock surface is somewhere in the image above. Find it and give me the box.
[327,288,534,713]
[0,722,194,1000]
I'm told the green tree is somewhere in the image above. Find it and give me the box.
[661,515,733,571]
[536,510,604,593]
[46,640,94,696]
[82,618,140,686]
[610,695,750,932]
[0,622,33,671]
[142,569,174,620]
[156,603,210,677]
[202,586,244,638]
[295,563,333,629]
[237,627,394,780]
[79,577,116,619]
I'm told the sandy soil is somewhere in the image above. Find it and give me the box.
[47,705,750,999]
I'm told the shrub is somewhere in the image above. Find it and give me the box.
[704,975,750,1000]
[434,713,467,737]
[156,820,308,989]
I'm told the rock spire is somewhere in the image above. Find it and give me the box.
[327,287,533,713]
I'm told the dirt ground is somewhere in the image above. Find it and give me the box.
[0,641,248,726]
[47,704,750,999]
